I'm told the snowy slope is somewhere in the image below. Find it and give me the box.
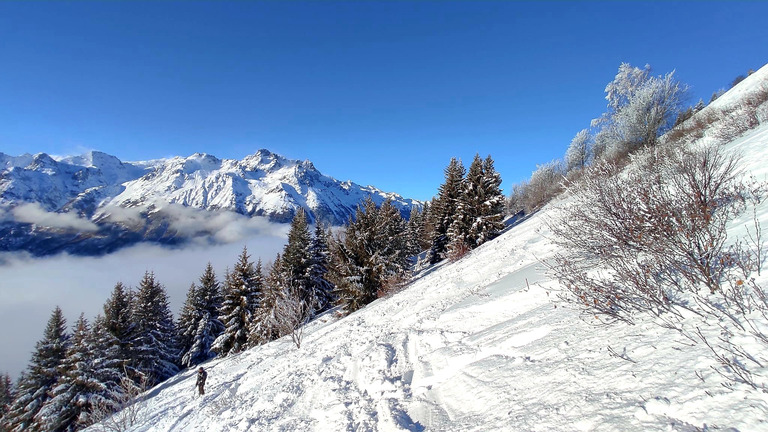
[89,73,768,431]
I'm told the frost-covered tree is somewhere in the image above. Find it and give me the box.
[177,263,224,368]
[565,129,592,172]
[5,307,69,432]
[592,63,688,159]
[213,247,262,356]
[131,272,178,385]
[429,158,466,263]
[523,160,565,213]
[306,223,335,316]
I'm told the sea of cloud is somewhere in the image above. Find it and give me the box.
[0,217,290,381]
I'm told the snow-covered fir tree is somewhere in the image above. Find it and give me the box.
[0,372,14,428]
[250,257,284,345]
[34,314,112,432]
[406,205,431,255]
[429,158,466,263]
[331,198,380,311]
[101,282,136,378]
[331,197,410,312]
[131,272,178,385]
[177,263,224,368]
[448,154,482,256]
[281,209,312,305]
[176,283,199,364]
[213,247,262,356]
[376,199,411,278]
[5,307,69,432]
[476,154,505,245]
[306,223,336,316]
[86,315,128,412]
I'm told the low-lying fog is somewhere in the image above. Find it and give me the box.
[0,219,289,380]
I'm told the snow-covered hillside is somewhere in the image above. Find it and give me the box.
[89,68,768,431]
[0,149,418,256]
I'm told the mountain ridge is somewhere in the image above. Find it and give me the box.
[0,148,419,256]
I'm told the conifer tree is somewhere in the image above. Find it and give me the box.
[477,154,506,245]
[331,197,411,311]
[429,158,466,263]
[87,315,126,408]
[448,154,483,255]
[281,209,312,303]
[102,282,136,377]
[0,372,14,428]
[418,202,435,252]
[176,283,199,364]
[332,198,380,311]
[306,223,335,315]
[35,314,113,432]
[6,307,69,432]
[131,272,178,385]
[178,263,224,367]
[213,247,262,356]
[250,257,283,344]
[377,199,411,277]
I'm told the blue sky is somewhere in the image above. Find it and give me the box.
[1,1,766,201]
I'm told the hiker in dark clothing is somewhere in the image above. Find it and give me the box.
[196,367,207,396]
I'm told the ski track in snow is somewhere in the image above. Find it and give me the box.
[88,72,768,432]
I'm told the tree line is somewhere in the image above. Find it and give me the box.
[0,153,505,432]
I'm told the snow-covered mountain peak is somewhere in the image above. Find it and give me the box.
[57,150,122,169]
[240,148,293,172]
[0,152,35,170]
[29,153,59,172]
[1,147,418,255]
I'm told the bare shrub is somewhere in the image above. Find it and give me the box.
[273,286,313,349]
[447,238,471,262]
[377,273,410,299]
[547,141,768,390]
[88,372,150,432]
[664,114,712,145]
[713,104,759,143]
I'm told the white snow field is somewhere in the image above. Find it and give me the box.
[90,68,768,432]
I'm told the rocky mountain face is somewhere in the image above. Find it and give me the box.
[0,149,418,256]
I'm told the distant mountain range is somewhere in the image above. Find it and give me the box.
[0,149,419,256]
